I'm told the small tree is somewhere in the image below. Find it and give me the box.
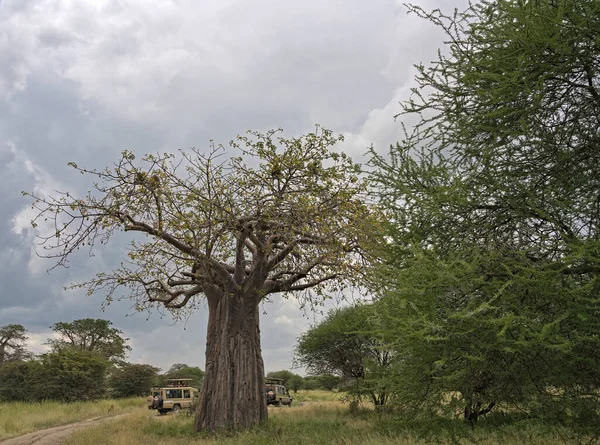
[162,364,204,390]
[46,319,130,364]
[39,349,109,401]
[26,127,380,431]
[295,305,392,405]
[0,324,30,366]
[316,374,342,391]
[266,370,295,387]
[110,363,159,397]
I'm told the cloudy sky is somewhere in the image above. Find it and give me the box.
[0,0,466,374]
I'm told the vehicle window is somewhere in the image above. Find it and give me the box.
[166,389,182,399]
[183,389,190,398]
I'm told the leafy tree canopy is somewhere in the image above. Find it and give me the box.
[110,363,159,398]
[162,364,204,390]
[295,305,393,405]
[369,0,600,426]
[46,319,130,363]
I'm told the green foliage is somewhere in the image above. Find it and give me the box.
[38,349,109,402]
[295,305,393,405]
[302,376,320,391]
[288,374,305,393]
[315,374,342,391]
[110,363,159,398]
[0,360,42,402]
[160,364,204,390]
[46,319,130,363]
[368,0,600,430]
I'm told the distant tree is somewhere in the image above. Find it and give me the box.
[0,324,30,366]
[295,305,392,405]
[46,319,130,363]
[39,349,109,401]
[167,363,189,373]
[266,370,304,393]
[162,364,205,390]
[316,374,342,391]
[27,127,380,431]
[110,363,159,397]
[288,375,304,393]
[302,377,319,390]
[266,370,295,386]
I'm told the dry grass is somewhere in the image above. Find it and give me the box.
[291,389,342,403]
[62,399,585,445]
[0,397,143,441]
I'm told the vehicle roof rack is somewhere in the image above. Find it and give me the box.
[265,377,285,385]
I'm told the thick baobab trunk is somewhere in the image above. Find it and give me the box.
[194,289,266,432]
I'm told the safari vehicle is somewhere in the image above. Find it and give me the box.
[265,377,293,406]
[147,378,199,415]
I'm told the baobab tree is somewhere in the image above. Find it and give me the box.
[0,324,30,366]
[26,127,380,432]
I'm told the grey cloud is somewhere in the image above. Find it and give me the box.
[1,0,463,373]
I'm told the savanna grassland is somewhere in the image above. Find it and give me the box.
[54,391,589,445]
[0,397,142,441]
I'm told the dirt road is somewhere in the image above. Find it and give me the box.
[0,413,130,445]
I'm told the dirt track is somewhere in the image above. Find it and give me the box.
[0,413,130,445]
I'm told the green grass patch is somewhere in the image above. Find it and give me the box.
[0,397,143,441]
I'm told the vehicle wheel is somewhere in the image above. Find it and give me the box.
[172,405,181,414]
[158,409,166,415]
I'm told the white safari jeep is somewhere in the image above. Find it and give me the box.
[147,379,199,415]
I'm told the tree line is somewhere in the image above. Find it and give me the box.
[0,320,204,402]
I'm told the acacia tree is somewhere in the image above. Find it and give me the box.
[369,0,600,427]
[46,318,130,363]
[110,363,159,398]
[162,363,205,389]
[26,127,379,431]
[295,305,393,406]
[0,324,30,366]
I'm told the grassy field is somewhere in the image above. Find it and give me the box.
[0,397,143,441]
[2,392,591,445]
[62,397,588,445]
[290,389,342,403]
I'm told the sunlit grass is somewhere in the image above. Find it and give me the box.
[0,397,143,441]
[290,389,342,403]
[63,397,585,445]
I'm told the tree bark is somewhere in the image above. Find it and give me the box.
[194,288,267,432]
